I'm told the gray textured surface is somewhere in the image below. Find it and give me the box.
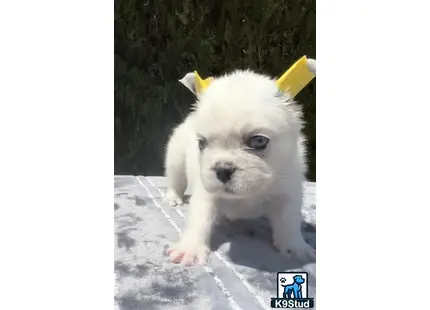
[114,175,316,310]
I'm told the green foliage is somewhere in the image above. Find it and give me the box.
[115,0,316,181]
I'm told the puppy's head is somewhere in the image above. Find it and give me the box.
[188,70,303,199]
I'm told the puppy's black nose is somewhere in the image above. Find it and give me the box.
[214,163,235,183]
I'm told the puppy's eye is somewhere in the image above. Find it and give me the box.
[247,135,269,150]
[198,137,207,151]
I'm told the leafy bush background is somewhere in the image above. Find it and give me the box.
[115,0,316,181]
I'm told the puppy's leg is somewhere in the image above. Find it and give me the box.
[167,189,216,265]
[164,123,188,207]
[266,186,316,261]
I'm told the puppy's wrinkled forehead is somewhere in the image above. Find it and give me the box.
[194,71,291,138]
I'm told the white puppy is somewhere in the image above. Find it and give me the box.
[164,61,316,266]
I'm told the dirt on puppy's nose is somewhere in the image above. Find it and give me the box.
[213,162,236,183]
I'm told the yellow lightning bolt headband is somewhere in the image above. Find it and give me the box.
[193,72,214,95]
[192,56,315,97]
[275,56,316,97]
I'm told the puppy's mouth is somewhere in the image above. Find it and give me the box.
[202,167,267,199]
[217,183,250,199]
[223,185,235,194]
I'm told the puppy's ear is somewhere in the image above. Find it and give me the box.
[179,71,214,97]
[276,56,316,98]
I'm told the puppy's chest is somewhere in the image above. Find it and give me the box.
[216,199,268,220]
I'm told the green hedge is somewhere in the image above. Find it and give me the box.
[115,0,316,181]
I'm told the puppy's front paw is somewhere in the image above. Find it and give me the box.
[164,189,184,207]
[167,241,210,266]
[274,237,316,261]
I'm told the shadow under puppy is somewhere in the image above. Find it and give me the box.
[164,57,316,266]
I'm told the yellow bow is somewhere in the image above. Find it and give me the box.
[193,56,315,97]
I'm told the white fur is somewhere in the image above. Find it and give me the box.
[164,64,316,266]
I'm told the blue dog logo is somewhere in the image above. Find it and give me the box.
[280,275,305,299]
[272,272,314,308]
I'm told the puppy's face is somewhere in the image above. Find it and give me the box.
[193,71,301,199]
